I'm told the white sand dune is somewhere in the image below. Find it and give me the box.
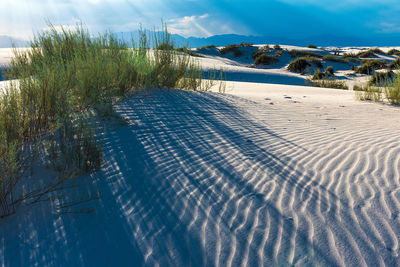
[2,81,400,266]
[2,45,400,266]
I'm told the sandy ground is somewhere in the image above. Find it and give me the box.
[1,46,400,266]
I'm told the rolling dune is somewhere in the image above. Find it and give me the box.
[3,83,400,266]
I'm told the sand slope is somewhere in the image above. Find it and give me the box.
[2,84,400,266]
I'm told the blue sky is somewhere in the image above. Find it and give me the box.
[1,0,400,39]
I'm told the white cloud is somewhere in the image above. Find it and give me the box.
[168,14,213,37]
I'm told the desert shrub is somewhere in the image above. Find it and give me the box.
[356,59,386,74]
[345,57,361,64]
[254,54,279,65]
[312,69,325,80]
[289,49,323,58]
[387,49,400,56]
[357,49,381,58]
[196,44,216,50]
[311,66,335,81]
[251,46,267,59]
[219,44,243,57]
[306,57,323,68]
[323,55,348,64]
[175,47,203,57]
[325,66,334,75]
[388,57,400,70]
[356,85,382,102]
[219,42,254,57]
[385,75,400,104]
[307,44,317,48]
[369,71,394,86]
[273,44,281,50]
[370,48,385,54]
[353,84,364,91]
[287,57,322,73]
[310,79,348,90]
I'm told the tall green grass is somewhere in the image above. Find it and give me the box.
[0,23,224,217]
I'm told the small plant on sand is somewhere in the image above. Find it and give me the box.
[307,44,317,49]
[219,42,253,57]
[387,49,400,56]
[289,50,323,58]
[356,59,386,74]
[287,56,322,73]
[273,44,281,50]
[357,49,383,58]
[355,85,382,102]
[384,74,400,104]
[369,71,394,86]
[309,79,348,90]
[254,54,279,66]
[388,58,400,70]
[196,44,216,50]
[323,55,348,64]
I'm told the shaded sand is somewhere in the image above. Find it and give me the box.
[2,83,400,266]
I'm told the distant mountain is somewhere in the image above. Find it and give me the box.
[0,36,29,48]
[113,31,400,48]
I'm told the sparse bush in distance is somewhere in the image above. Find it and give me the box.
[356,59,386,74]
[219,43,253,57]
[252,46,268,59]
[357,49,382,58]
[388,57,400,70]
[175,47,203,57]
[196,44,216,50]
[307,44,317,49]
[287,56,324,73]
[387,48,400,56]
[254,54,279,65]
[273,44,281,50]
[289,49,323,58]
[322,55,348,64]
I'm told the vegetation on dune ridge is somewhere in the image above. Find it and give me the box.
[0,23,225,217]
[355,59,387,74]
[219,42,253,57]
[287,56,323,73]
[289,49,324,58]
[322,55,348,64]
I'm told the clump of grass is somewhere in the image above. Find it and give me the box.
[356,85,382,102]
[312,66,334,80]
[196,44,216,50]
[219,42,253,57]
[388,57,400,70]
[357,49,383,58]
[289,49,323,58]
[369,71,394,86]
[322,55,348,64]
[273,44,282,50]
[254,54,279,65]
[307,44,317,49]
[175,47,203,57]
[251,46,270,60]
[355,59,387,74]
[287,56,322,73]
[384,75,400,104]
[0,22,223,217]
[387,49,400,56]
[309,79,348,90]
